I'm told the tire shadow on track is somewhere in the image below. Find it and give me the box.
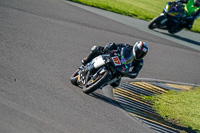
[153,30,200,46]
[90,92,123,109]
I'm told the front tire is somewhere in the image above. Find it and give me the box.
[148,15,167,30]
[83,71,111,94]
[70,69,81,86]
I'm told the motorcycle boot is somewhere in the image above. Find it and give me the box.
[81,57,89,66]
[82,46,104,65]
[110,78,121,88]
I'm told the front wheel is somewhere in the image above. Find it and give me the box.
[148,15,167,30]
[83,71,111,94]
[70,69,81,86]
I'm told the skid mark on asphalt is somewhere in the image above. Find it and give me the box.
[113,82,195,133]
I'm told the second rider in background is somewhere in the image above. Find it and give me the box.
[176,0,200,29]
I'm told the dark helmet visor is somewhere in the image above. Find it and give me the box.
[120,47,134,65]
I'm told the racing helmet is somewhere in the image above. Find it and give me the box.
[133,41,148,60]
[194,0,200,7]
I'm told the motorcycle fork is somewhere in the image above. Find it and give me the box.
[84,67,102,85]
[92,68,102,80]
[160,18,168,25]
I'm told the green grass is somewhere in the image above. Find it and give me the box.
[70,0,200,33]
[143,87,200,131]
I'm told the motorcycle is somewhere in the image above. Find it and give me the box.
[70,47,133,94]
[148,2,187,34]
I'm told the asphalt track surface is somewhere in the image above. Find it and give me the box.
[0,0,199,133]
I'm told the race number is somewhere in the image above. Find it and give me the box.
[112,56,121,66]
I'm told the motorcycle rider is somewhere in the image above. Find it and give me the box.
[176,0,200,29]
[81,41,149,87]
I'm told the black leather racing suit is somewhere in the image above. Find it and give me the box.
[82,43,144,87]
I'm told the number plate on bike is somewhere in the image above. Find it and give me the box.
[112,56,121,66]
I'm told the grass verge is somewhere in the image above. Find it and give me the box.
[143,87,200,132]
[69,0,200,33]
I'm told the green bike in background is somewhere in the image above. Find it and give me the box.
[148,0,200,34]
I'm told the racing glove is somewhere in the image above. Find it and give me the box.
[124,44,133,49]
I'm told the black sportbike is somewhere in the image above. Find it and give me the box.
[148,2,187,34]
[70,47,133,94]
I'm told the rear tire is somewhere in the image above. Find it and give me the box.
[83,71,111,94]
[168,27,183,34]
[148,15,166,30]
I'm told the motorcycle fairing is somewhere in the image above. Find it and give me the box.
[164,2,185,18]
[92,55,105,69]
[112,56,121,66]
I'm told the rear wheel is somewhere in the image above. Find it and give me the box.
[148,15,167,30]
[168,26,183,34]
[83,71,111,94]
